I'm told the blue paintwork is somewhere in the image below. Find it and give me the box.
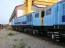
[11,11,42,26]
[11,19,15,25]
[32,11,41,26]
[62,15,65,22]
[14,15,28,25]
[43,2,65,26]
[11,2,65,27]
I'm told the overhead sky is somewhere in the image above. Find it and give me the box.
[0,0,62,24]
[0,0,24,24]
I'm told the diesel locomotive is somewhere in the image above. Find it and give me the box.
[11,1,65,42]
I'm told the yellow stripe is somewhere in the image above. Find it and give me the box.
[40,10,43,26]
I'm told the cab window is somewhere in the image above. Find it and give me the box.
[35,13,39,18]
[27,14,32,22]
[46,8,51,15]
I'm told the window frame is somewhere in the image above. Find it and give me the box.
[46,8,51,16]
[35,13,39,18]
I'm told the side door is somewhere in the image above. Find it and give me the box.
[32,12,41,26]
[43,7,53,26]
[27,14,32,25]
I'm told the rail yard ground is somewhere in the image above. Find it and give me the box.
[0,26,65,48]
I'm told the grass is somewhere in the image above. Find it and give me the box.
[8,32,15,36]
[13,44,17,48]
[12,42,25,48]
[14,39,18,41]
[19,42,25,48]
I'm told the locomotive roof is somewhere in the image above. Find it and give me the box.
[59,1,65,3]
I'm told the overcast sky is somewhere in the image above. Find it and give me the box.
[0,0,62,24]
[0,0,24,24]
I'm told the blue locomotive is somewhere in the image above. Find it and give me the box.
[11,1,65,42]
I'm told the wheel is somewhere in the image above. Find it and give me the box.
[40,32,43,36]
[47,32,53,40]
[24,29,27,32]
[51,33,54,40]
[32,30,36,35]
[35,30,39,35]
[54,32,60,42]
[61,33,65,42]
[15,27,18,31]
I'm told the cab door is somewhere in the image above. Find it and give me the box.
[43,7,53,26]
[32,12,41,26]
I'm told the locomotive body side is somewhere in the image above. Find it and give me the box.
[12,13,33,32]
[11,11,45,35]
[44,2,65,42]
[31,11,46,35]
[43,2,65,29]
[11,1,65,42]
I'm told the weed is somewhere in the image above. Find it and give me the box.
[13,44,17,48]
[8,33,14,36]
[14,39,17,41]
[12,42,25,48]
[19,42,25,48]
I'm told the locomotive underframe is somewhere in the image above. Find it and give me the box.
[12,25,65,42]
[47,25,65,42]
